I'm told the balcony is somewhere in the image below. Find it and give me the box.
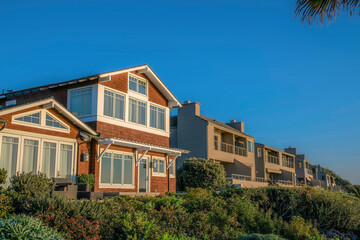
[282,159,294,168]
[306,168,312,175]
[267,155,279,164]
[234,146,247,156]
[221,142,233,153]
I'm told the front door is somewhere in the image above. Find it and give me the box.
[138,157,150,193]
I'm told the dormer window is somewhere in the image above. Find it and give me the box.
[129,75,147,96]
[13,110,69,132]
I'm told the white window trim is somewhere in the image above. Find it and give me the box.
[0,132,76,178]
[98,148,136,189]
[12,109,70,133]
[128,73,149,98]
[67,85,98,118]
[149,104,166,131]
[128,97,147,126]
[152,157,166,177]
[103,87,126,121]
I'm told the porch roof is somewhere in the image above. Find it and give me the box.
[97,137,189,156]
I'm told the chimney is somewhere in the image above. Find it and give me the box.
[226,120,245,132]
[179,100,201,116]
[284,147,297,155]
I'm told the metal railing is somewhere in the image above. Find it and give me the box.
[234,146,247,156]
[276,180,293,185]
[221,142,233,153]
[255,177,268,183]
[232,174,251,181]
[282,159,294,168]
[267,155,279,164]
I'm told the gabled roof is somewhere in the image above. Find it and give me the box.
[0,97,99,136]
[197,115,255,139]
[0,64,182,108]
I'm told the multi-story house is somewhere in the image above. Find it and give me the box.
[312,165,337,189]
[255,143,296,186]
[170,101,263,187]
[0,65,186,195]
[284,147,313,186]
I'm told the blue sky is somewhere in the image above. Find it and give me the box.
[1,0,359,184]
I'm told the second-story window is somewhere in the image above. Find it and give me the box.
[104,90,125,120]
[129,98,146,125]
[257,148,262,157]
[69,88,92,116]
[129,75,147,95]
[214,136,219,150]
[150,105,165,130]
[247,141,254,152]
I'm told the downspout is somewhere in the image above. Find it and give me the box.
[0,118,7,132]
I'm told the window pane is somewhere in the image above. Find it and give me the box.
[0,136,19,178]
[59,144,73,178]
[153,158,158,173]
[84,89,92,115]
[113,154,122,184]
[169,164,174,175]
[138,80,147,95]
[150,105,157,128]
[46,114,66,129]
[138,101,146,125]
[123,155,133,184]
[70,88,92,116]
[158,108,165,130]
[22,139,38,173]
[159,159,165,173]
[15,112,40,124]
[115,94,124,120]
[104,90,114,117]
[129,99,137,123]
[42,142,56,178]
[129,76,137,92]
[101,153,111,184]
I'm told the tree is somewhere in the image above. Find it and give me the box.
[295,0,360,24]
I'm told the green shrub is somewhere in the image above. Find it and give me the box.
[0,168,7,188]
[180,158,226,191]
[0,215,64,239]
[77,173,95,191]
[281,216,322,240]
[237,234,286,240]
[0,194,13,218]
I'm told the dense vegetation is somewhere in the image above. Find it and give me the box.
[324,168,360,197]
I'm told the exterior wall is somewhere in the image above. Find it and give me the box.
[172,103,208,169]
[231,179,268,188]
[255,143,266,178]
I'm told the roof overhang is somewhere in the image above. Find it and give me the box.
[0,98,98,136]
[97,137,188,156]
[98,65,182,108]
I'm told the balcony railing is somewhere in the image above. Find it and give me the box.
[306,168,312,175]
[221,142,233,153]
[267,155,279,164]
[232,174,251,181]
[275,180,293,186]
[255,177,268,183]
[282,160,294,168]
[234,146,247,156]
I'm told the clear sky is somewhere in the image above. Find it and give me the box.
[1,0,359,184]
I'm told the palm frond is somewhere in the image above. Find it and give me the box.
[295,0,360,24]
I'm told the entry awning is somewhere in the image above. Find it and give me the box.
[97,137,189,167]
[266,168,282,174]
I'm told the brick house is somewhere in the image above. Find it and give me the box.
[0,65,186,194]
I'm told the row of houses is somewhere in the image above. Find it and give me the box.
[170,100,338,189]
[0,65,336,197]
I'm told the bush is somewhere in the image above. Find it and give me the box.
[77,173,95,191]
[237,234,286,240]
[0,168,7,188]
[281,216,322,240]
[0,194,13,218]
[180,158,226,191]
[0,215,64,239]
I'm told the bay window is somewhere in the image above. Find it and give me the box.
[69,88,92,116]
[129,75,147,95]
[42,142,57,178]
[129,98,146,125]
[100,151,134,186]
[104,89,125,120]
[150,105,165,130]
[0,136,19,178]
[22,139,39,173]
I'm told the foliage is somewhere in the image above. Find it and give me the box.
[76,173,95,191]
[237,234,286,240]
[0,194,13,218]
[180,158,226,191]
[295,0,360,25]
[0,168,7,188]
[0,214,64,239]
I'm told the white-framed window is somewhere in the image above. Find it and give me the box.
[100,150,134,187]
[150,105,165,130]
[152,157,166,176]
[129,75,147,96]
[129,98,146,125]
[248,141,254,153]
[12,110,70,133]
[0,133,75,180]
[69,87,92,116]
[103,89,125,120]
